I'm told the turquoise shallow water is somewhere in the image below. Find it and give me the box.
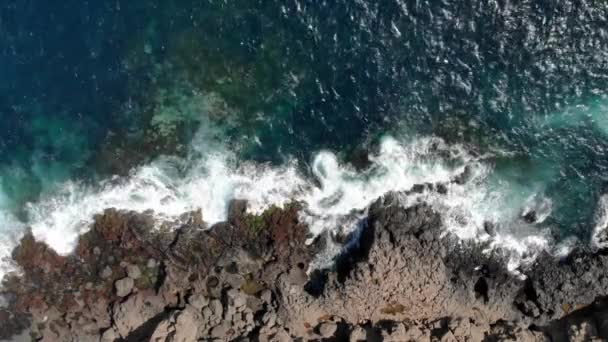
[1,1,608,264]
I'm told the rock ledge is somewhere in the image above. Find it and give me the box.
[2,195,608,341]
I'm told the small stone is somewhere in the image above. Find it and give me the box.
[100,266,113,279]
[274,330,291,342]
[569,321,598,340]
[522,210,537,224]
[263,312,277,328]
[189,294,209,310]
[202,307,212,319]
[245,312,254,325]
[350,326,367,342]
[261,290,272,303]
[207,276,220,289]
[319,322,338,338]
[119,261,128,268]
[126,264,142,279]
[147,258,157,269]
[100,327,119,342]
[226,305,236,317]
[93,247,101,255]
[172,308,200,342]
[440,330,457,342]
[436,183,448,194]
[453,165,472,185]
[286,268,308,286]
[227,288,239,300]
[210,299,223,318]
[75,297,85,308]
[411,184,425,193]
[85,282,93,290]
[234,317,245,330]
[224,273,245,289]
[210,323,228,338]
[483,221,496,236]
[115,277,134,297]
[246,296,264,312]
[234,294,247,309]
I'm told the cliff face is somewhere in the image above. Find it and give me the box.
[2,193,608,341]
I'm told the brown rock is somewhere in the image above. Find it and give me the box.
[3,196,608,342]
[12,232,66,273]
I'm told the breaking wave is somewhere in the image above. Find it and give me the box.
[0,187,24,279]
[0,130,576,279]
[592,195,608,249]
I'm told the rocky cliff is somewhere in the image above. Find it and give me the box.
[2,193,608,341]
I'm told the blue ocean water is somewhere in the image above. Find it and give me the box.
[1,1,608,272]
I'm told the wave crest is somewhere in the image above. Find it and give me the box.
[0,135,563,277]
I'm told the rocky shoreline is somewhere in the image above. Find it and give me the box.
[2,193,608,341]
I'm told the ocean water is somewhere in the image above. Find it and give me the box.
[1,0,608,276]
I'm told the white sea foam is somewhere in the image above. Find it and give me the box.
[0,133,557,277]
[0,185,24,280]
[25,152,305,255]
[592,194,608,248]
[300,137,469,235]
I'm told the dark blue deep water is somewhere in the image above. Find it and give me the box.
[1,0,608,255]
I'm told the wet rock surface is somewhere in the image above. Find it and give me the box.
[2,194,608,341]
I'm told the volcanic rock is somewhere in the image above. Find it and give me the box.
[3,195,608,341]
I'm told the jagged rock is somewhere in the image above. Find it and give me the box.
[172,307,201,342]
[5,196,608,341]
[149,319,174,342]
[112,291,165,338]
